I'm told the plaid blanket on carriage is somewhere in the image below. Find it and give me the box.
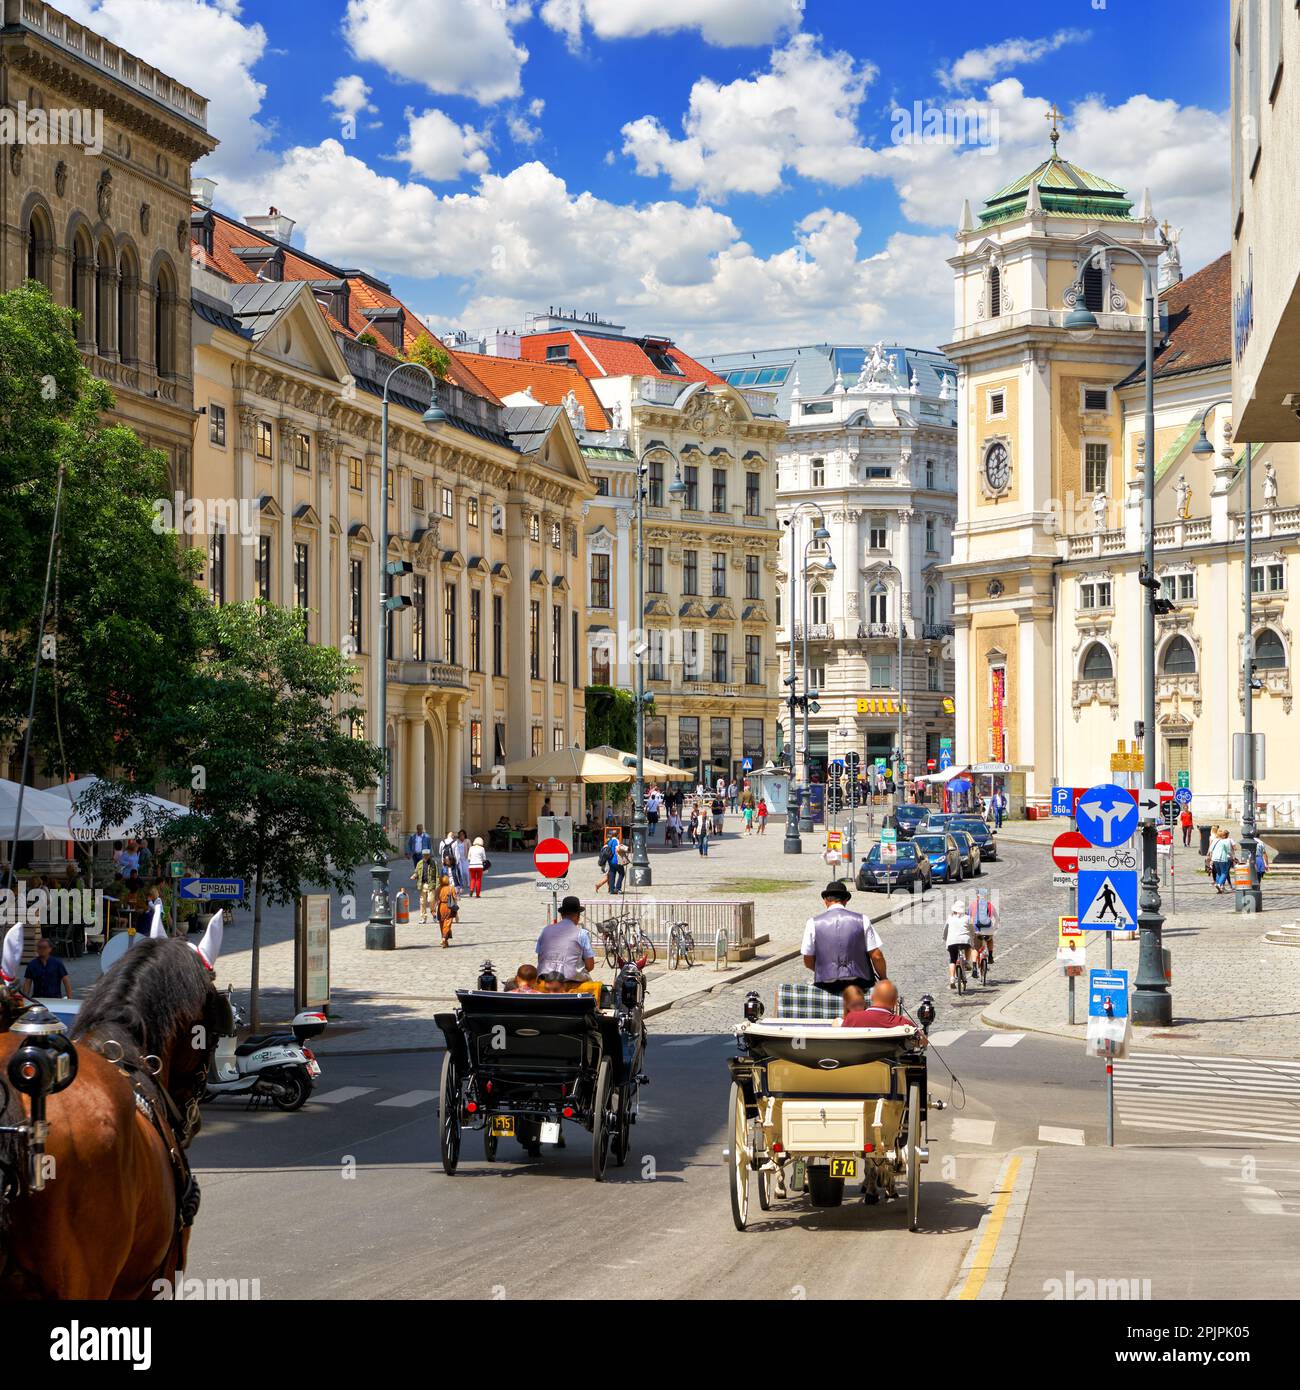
[775,982,844,1021]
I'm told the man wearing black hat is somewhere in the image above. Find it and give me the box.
[801,880,887,996]
[536,895,596,982]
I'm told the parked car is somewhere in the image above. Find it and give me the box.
[949,828,982,877]
[950,817,998,862]
[890,804,930,840]
[913,831,962,882]
[924,812,955,832]
[857,840,932,894]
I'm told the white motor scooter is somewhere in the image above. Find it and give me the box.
[203,993,326,1111]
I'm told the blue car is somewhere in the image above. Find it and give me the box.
[913,831,962,882]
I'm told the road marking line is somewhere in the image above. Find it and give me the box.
[949,1151,1032,1301]
[662,1036,714,1047]
[376,1089,438,1107]
[1038,1125,1086,1146]
[949,1117,996,1145]
[313,1086,378,1104]
[925,1029,967,1047]
[981,1033,1025,1048]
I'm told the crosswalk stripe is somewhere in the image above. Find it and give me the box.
[1113,1051,1300,1143]
[981,1033,1024,1048]
[313,1086,378,1104]
[1038,1125,1086,1146]
[376,1089,438,1108]
[925,1029,967,1048]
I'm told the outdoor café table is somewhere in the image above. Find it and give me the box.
[506,829,527,850]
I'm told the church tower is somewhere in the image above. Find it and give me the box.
[943,108,1165,798]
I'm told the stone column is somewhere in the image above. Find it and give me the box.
[506,499,531,759]
[235,405,258,602]
[408,715,426,829]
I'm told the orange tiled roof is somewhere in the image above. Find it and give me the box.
[1118,252,1231,387]
[519,329,722,386]
[453,352,610,430]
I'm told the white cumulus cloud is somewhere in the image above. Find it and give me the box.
[937,29,1088,90]
[621,34,880,200]
[541,0,804,49]
[325,74,378,126]
[394,107,491,181]
[343,0,531,105]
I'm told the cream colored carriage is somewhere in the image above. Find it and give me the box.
[725,984,931,1231]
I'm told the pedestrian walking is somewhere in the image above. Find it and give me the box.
[727,779,738,812]
[411,850,438,923]
[453,830,470,891]
[467,837,488,898]
[436,873,459,946]
[1179,806,1193,847]
[710,793,725,837]
[697,814,710,857]
[407,823,431,872]
[742,802,754,835]
[756,798,768,835]
[1209,828,1234,892]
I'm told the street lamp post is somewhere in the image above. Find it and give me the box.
[798,537,834,832]
[628,448,664,889]
[1193,404,1261,911]
[1066,244,1171,1023]
[367,362,446,951]
[781,505,830,851]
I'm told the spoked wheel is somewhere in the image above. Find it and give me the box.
[638,934,657,966]
[757,1166,775,1210]
[591,1057,613,1181]
[668,938,681,970]
[728,1081,750,1231]
[611,1084,632,1166]
[438,1052,461,1175]
[484,1124,499,1162]
[907,1082,922,1232]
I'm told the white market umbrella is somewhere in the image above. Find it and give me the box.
[0,778,80,842]
[45,776,190,842]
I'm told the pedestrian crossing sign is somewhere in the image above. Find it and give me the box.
[1077,868,1138,931]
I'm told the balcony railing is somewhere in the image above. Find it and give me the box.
[791,622,834,641]
[858,622,902,639]
[922,622,955,639]
[388,660,467,688]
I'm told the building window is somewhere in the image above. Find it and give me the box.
[869,518,888,550]
[493,722,507,764]
[683,550,698,596]
[529,600,541,679]
[646,715,668,763]
[551,520,562,550]
[386,472,394,504]
[293,432,310,471]
[648,628,665,682]
[775,589,782,628]
[595,476,609,497]
[1084,442,1108,495]
[1082,642,1114,680]
[924,585,937,625]
[1251,559,1285,593]
[591,640,611,685]
[552,604,563,682]
[743,718,764,766]
[679,716,700,765]
[531,726,543,757]
[469,720,482,774]
[711,717,731,772]
[1161,572,1196,603]
[349,457,363,491]
[811,584,827,625]
[255,535,272,602]
[1162,635,1196,674]
[493,594,504,675]
[412,478,425,511]
[208,403,226,446]
[440,487,454,520]
[809,664,825,691]
[1079,580,1112,610]
[469,589,481,672]
[649,459,664,507]
[1254,628,1286,669]
[683,465,699,511]
[553,727,565,752]
[293,542,309,611]
[925,459,936,489]
[1083,386,1110,413]
[468,496,479,527]
[683,629,700,679]
[927,653,940,691]
[208,529,226,607]
[711,552,728,598]
[988,390,1005,418]
[443,583,457,665]
[712,469,727,513]
[413,576,427,661]
[256,419,274,460]
[648,547,664,593]
[1082,262,1104,313]
[925,517,937,552]
[529,513,540,542]
[590,553,611,609]
[811,458,825,488]
[746,472,761,516]
[711,633,728,684]
[572,611,580,688]
[745,635,761,685]
[745,554,760,600]
[869,583,888,624]
[869,653,893,689]
[349,558,364,650]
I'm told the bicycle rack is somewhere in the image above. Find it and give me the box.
[714,927,729,971]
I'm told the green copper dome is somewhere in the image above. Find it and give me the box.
[979,154,1135,226]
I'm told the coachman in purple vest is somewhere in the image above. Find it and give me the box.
[800,881,888,996]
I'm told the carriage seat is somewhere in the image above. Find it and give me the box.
[774,982,845,1023]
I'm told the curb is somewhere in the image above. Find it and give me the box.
[979,954,1073,1040]
[947,1147,1037,1301]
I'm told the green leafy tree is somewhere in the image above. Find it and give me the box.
[0,281,205,780]
[402,333,451,378]
[584,685,639,807]
[153,602,389,1028]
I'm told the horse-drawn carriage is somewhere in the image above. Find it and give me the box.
[725,983,935,1231]
[435,963,648,1181]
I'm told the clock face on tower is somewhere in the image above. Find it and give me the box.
[983,441,1011,494]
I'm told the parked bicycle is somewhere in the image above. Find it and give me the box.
[668,921,695,970]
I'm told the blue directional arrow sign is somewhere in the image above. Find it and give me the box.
[1051,786,1073,817]
[1174,787,1193,807]
[179,877,245,902]
[939,748,953,770]
[1078,868,1138,931]
[1075,784,1140,848]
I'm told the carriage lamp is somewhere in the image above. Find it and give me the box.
[743,991,765,1023]
[562,1106,574,1118]
[916,995,936,1032]
[477,961,499,992]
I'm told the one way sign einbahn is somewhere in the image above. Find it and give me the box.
[178,877,245,901]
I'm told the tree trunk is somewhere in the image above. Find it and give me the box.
[250,867,262,1032]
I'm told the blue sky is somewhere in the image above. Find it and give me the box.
[61,0,1230,352]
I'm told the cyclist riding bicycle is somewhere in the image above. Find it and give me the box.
[969,888,998,965]
[943,900,976,990]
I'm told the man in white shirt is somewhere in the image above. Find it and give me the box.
[800,881,887,995]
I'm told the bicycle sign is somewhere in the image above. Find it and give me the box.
[1077,843,1138,873]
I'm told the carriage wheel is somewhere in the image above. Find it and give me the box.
[591,1057,613,1181]
[907,1083,922,1232]
[438,1052,461,1175]
[728,1081,750,1231]
[611,1085,632,1166]
[484,1124,498,1162]
[757,1167,774,1210]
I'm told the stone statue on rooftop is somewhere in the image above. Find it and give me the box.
[1175,473,1192,519]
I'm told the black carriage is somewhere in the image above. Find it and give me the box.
[434,965,648,1181]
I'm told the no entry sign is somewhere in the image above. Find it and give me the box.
[1051,830,1090,875]
[533,838,571,880]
